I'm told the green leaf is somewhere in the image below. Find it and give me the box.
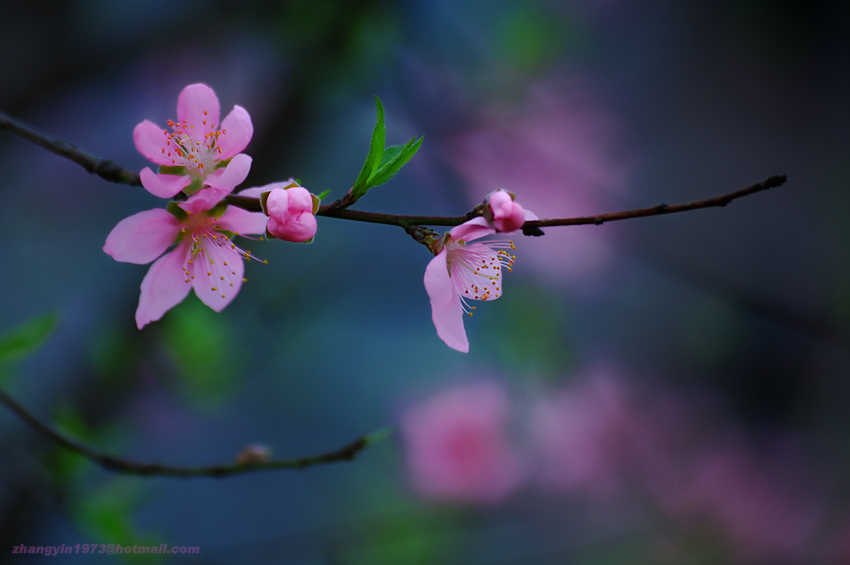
[377,144,404,168]
[366,136,423,189]
[351,96,386,198]
[315,189,331,200]
[0,311,59,365]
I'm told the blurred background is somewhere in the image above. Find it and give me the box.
[1,0,848,563]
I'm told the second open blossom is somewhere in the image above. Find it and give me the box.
[424,217,516,353]
[103,199,268,329]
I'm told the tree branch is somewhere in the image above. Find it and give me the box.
[229,174,787,232]
[0,388,391,478]
[521,174,788,229]
[0,110,141,186]
[1,107,785,231]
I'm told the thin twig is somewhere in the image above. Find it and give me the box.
[522,174,788,229]
[0,110,141,186]
[0,388,392,478]
[1,107,785,230]
[230,174,786,231]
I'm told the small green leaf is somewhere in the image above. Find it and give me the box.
[0,311,59,365]
[377,144,405,168]
[366,136,423,188]
[351,96,386,198]
[315,189,331,200]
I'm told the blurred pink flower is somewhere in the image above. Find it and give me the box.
[446,84,631,287]
[424,217,517,352]
[133,83,253,200]
[652,441,822,563]
[529,369,631,497]
[104,197,267,329]
[402,381,525,503]
[528,368,823,561]
[260,181,319,243]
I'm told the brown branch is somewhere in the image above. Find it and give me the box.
[1,107,785,231]
[234,175,787,233]
[522,174,788,229]
[0,109,141,186]
[0,387,392,478]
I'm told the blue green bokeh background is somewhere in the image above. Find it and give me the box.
[1,1,848,562]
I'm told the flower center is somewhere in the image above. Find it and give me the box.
[163,112,226,176]
[447,239,516,316]
[179,216,266,300]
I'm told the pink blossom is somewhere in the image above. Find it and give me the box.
[133,83,253,200]
[259,181,319,243]
[485,189,534,233]
[423,217,517,353]
[446,83,631,287]
[402,381,524,503]
[529,372,631,497]
[103,198,268,329]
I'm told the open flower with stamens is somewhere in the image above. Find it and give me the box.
[424,217,517,352]
[104,198,268,329]
[133,83,253,201]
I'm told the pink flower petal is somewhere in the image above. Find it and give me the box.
[489,190,526,233]
[219,206,268,236]
[237,184,276,198]
[285,186,315,212]
[133,120,173,166]
[184,184,231,211]
[139,167,191,198]
[237,180,296,199]
[135,241,193,329]
[215,105,253,159]
[402,381,524,502]
[268,212,317,242]
[489,190,515,216]
[104,208,182,265]
[449,216,494,243]
[204,153,252,192]
[424,250,469,353]
[176,83,220,134]
[264,186,292,218]
[191,246,245,312]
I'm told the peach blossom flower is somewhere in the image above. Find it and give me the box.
[133,83,253,202]
[104,198,267,329]
[424,217,517,352]
[402,381,524,503]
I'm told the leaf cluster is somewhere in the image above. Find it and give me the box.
[349,96,423,204]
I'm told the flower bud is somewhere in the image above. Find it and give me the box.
[486,189,526,233]
[264,184,319,243]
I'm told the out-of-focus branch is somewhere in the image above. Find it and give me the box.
[0,109,141,186]
[0,388,391,478]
